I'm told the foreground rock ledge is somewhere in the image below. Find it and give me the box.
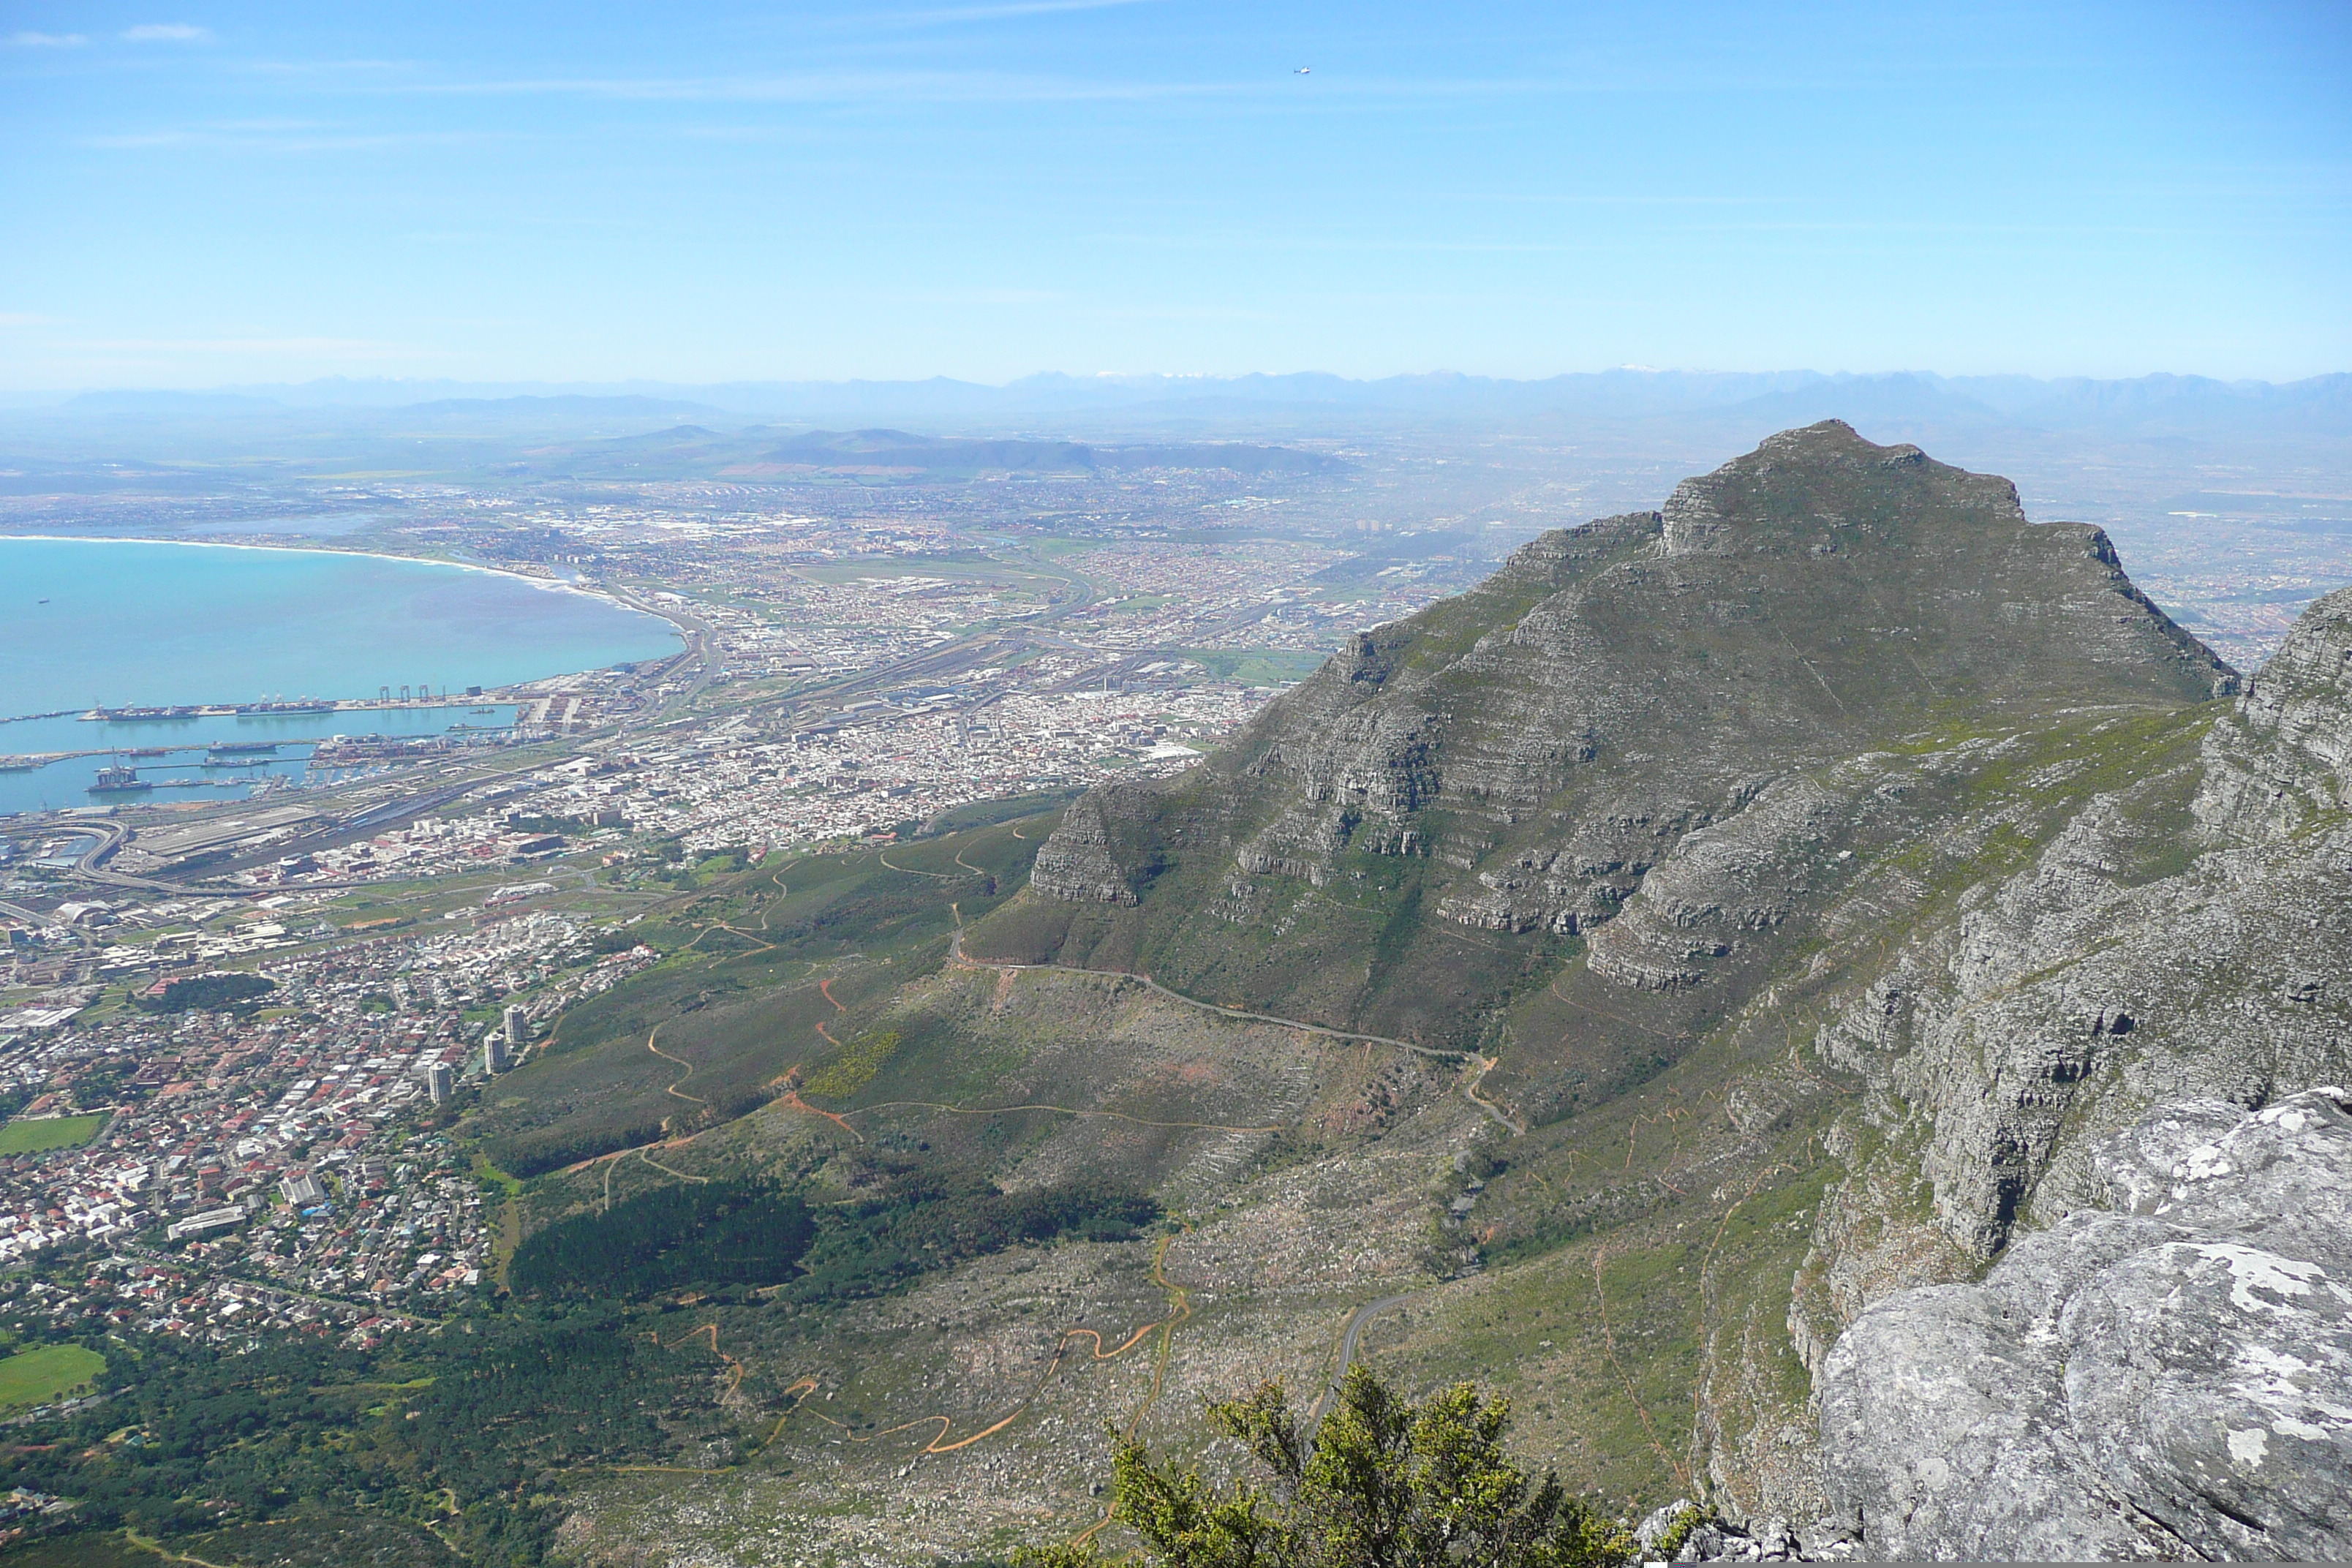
[1819,1089,2352,1561]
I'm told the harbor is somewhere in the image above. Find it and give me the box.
[77,689,489,723]
[0,703,527,818]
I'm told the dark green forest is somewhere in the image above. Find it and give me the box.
[508,1180,815,1297]
[512,1175,1158,1303]
[0,1305,723,1565]
[787,1175,1160,1302]
[133,973,276,1014]
[0,1172,1159,1564]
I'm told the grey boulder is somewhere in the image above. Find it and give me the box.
[1819,1088,2352,1560]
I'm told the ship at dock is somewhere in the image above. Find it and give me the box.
[80,704,206,722]
[88,764,150,793]
[236,699,337,716]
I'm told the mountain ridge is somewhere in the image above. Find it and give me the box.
[946,423,2351,1545]
[976,421,2235,1068]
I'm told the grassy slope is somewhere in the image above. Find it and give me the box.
[465,813,1055,1175]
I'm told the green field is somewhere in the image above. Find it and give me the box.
[0,1115,107,1155]
[0,1344,107,1411]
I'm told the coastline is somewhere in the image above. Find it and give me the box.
[0,532,671,623]
[0,535,689,727]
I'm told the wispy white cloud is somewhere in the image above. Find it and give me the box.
[344,64,1635,110]
[890,0,1157,25]
[121,23,211,42]
[76,336,421,356]
[241,58,414,75]
[80,122,496,152]
[0,313,59,328]
[375,67,1247,106]
[7,30,88,47]
[894,287,1062,306]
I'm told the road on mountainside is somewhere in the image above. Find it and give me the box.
[944,922,1524,1134]
[1308,1293,1416,1439]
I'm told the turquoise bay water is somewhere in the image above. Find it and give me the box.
[0,538,678,717]
[0,538,680,818]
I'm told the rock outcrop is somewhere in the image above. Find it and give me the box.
[1819,1090,2352,1561]
[2196,583,2352,839]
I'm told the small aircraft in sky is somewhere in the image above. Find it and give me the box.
[1294,66,1310,74]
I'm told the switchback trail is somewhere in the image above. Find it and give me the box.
[776,973,864,1140]
[647,1022,705,1105]
[766,1229,1192,1466]
[950,928,1523,1135]
[777,1087,862,1140]
[878,848,955,880]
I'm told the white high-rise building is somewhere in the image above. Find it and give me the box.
[426,1062,454,1102]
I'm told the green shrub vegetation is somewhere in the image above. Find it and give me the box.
[1018,1364,1636,1568]
[799,1029,900,1099]
[133,973,276,1015]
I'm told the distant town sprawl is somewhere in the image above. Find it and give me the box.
[0,905,656,1369]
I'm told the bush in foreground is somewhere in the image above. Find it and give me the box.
[1020,1364,1637,1568]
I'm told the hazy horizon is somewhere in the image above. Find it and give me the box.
[8,363,2348,406]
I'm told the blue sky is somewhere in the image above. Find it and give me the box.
[1,1,2346,388]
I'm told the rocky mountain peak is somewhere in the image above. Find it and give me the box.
[1658,419,2019,558]
[957,430,2352,1557]
[984,424,2240,1054]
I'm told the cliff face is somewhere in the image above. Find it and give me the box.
[1774,583,2352,1553]
[970,426,2352,1548]
[2195,583,2352,839]
[1794,584,2352,1269]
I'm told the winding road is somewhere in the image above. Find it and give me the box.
[1307,1293,1415,1439]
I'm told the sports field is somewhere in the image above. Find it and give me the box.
[0,1115,107,1155]
[0,1344,106,1411]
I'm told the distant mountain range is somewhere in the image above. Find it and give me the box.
[20,369,2351,440]
[495,424,1343,481]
